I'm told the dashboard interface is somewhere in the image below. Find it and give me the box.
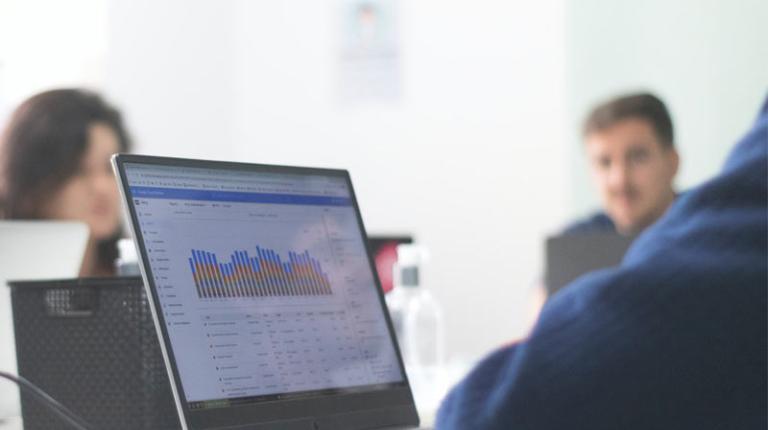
[123,163,404,410]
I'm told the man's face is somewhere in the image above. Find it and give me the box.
[585,118,679,235]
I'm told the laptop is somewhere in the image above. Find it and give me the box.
[544,232,635,297]
[112,155,424,430]
[0,220,89,418]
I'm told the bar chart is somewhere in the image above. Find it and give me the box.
[189,247,333,299]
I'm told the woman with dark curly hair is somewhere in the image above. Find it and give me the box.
[0,88,132,276]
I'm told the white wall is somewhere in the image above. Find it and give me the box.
[2,0,765,365]
[105,0,568,361]
[565,0,768,217]
[0,0,108,123]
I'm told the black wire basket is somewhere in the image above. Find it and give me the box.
[8,277,180,429]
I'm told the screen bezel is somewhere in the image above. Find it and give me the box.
[112,154,418,429]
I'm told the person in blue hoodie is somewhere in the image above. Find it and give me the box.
[436,96,767,429]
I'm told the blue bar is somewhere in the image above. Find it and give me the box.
[200,250,212,297]
[299,252,309,293]
[215,258,224,297]
[193,250,206,297]
[278,250,289,294]
[275,253,297,296]
[280,252,291,295]
[256,247,271,295]
[309,255,320,294]
[191,249,202,289]
[240,251,251,296]
[204,252,216,297]
[230,261,239,297]
[228,254,239,296]
[201,250,214,298]
[246,251,257,295]
[283,251,300,291]
[236,251,248,294]
[257,248,277,296]
[230,256,242,297]
[311,258,323,293]
[130,186,351,207]
[234,257,244,296]
[227,263,235,298]
[265,250,275,294]
[191,250,199,283]
[219,263,227,298]
[251,257,264,296]
[238,251,253,295]
[269,250,284,294]
[211,254,221,294]
[293,252,302,291]
[189,257,202,298]
[288,252,300,294]
[229,252,243,297]
[309,254,319,294]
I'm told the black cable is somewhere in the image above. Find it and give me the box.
[0,371,93,430]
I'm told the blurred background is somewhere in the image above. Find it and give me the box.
[0,0,766,363]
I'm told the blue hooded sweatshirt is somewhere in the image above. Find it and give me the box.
[435,97,768,429]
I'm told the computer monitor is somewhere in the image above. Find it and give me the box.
[367,235,413,294]
[544,232,635,297]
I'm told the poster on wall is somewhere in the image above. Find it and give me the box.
[337,0,401,105]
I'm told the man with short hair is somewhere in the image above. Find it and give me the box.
[566,92,679,236]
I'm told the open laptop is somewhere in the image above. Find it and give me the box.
[113,155,424,430]
[0,220,89,418]
[544,232,635,297]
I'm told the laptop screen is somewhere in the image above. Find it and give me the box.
[122,161,405,411]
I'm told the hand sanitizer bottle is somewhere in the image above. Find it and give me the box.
[386,244,444,371]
